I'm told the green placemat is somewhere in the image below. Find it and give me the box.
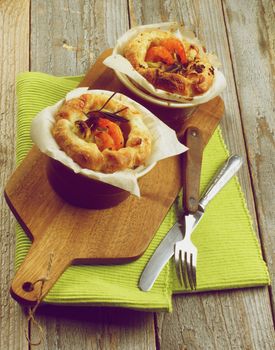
[14,72,270,312]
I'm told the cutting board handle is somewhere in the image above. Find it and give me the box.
[10,234,72,305]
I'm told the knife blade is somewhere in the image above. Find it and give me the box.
[138,223,182,292]
[139,155,243,292]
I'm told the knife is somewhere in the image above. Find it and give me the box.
[139,155,243,291]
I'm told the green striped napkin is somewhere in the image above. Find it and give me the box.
[14,72,270,311]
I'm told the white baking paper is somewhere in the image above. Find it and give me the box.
[103,22,226,105]
[31,88,187,197]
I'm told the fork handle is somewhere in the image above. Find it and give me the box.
[199,155,243,211]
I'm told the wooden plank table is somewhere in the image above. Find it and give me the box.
[1,0,274,348]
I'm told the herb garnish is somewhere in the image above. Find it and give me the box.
[78,92,129,130]
[164,62,188,74]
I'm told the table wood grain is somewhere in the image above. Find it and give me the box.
[1,0,274,349]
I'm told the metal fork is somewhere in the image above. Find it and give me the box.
[174,215,198,289]
[174,155,243,290]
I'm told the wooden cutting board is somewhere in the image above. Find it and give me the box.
[5,49,224,304]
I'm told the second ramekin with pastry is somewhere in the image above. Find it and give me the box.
[104,22,226,108]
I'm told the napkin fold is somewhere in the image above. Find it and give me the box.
[14,72,270,312]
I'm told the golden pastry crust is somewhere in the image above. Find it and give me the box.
[124,30,172,69]
[124,30,215,98]
[52,93,152,173]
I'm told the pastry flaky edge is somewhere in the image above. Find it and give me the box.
[52,93,152,173]
[124,30,215,99]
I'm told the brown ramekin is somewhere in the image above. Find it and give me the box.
[46,157,130,209]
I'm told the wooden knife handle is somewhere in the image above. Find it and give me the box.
[181,127,204,213]
[177,97,224,147]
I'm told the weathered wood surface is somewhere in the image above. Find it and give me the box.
[1,0,274,349]
[129,0,275,349]
[0,1,30,349]
[222,0,275,311]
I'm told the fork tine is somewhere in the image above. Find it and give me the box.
[185,252,194,290]
[191,254,196,290]
[190,252,197,290]
[192,264,197,290]
[175,247,183,287]
[181,251,188,289]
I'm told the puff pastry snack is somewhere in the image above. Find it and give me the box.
[124,30,215,99]
[52,92,152,173]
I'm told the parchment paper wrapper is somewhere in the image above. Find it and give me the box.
[31,88,187,197]
[104,22,226,106]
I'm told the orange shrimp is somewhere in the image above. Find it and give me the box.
[145,46,174,65]
[94,131,115,151]
[94,118,124,151]
[160,38,187,64]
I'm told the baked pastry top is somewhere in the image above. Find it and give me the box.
[124,30,215,99]
[52,92,152,173]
